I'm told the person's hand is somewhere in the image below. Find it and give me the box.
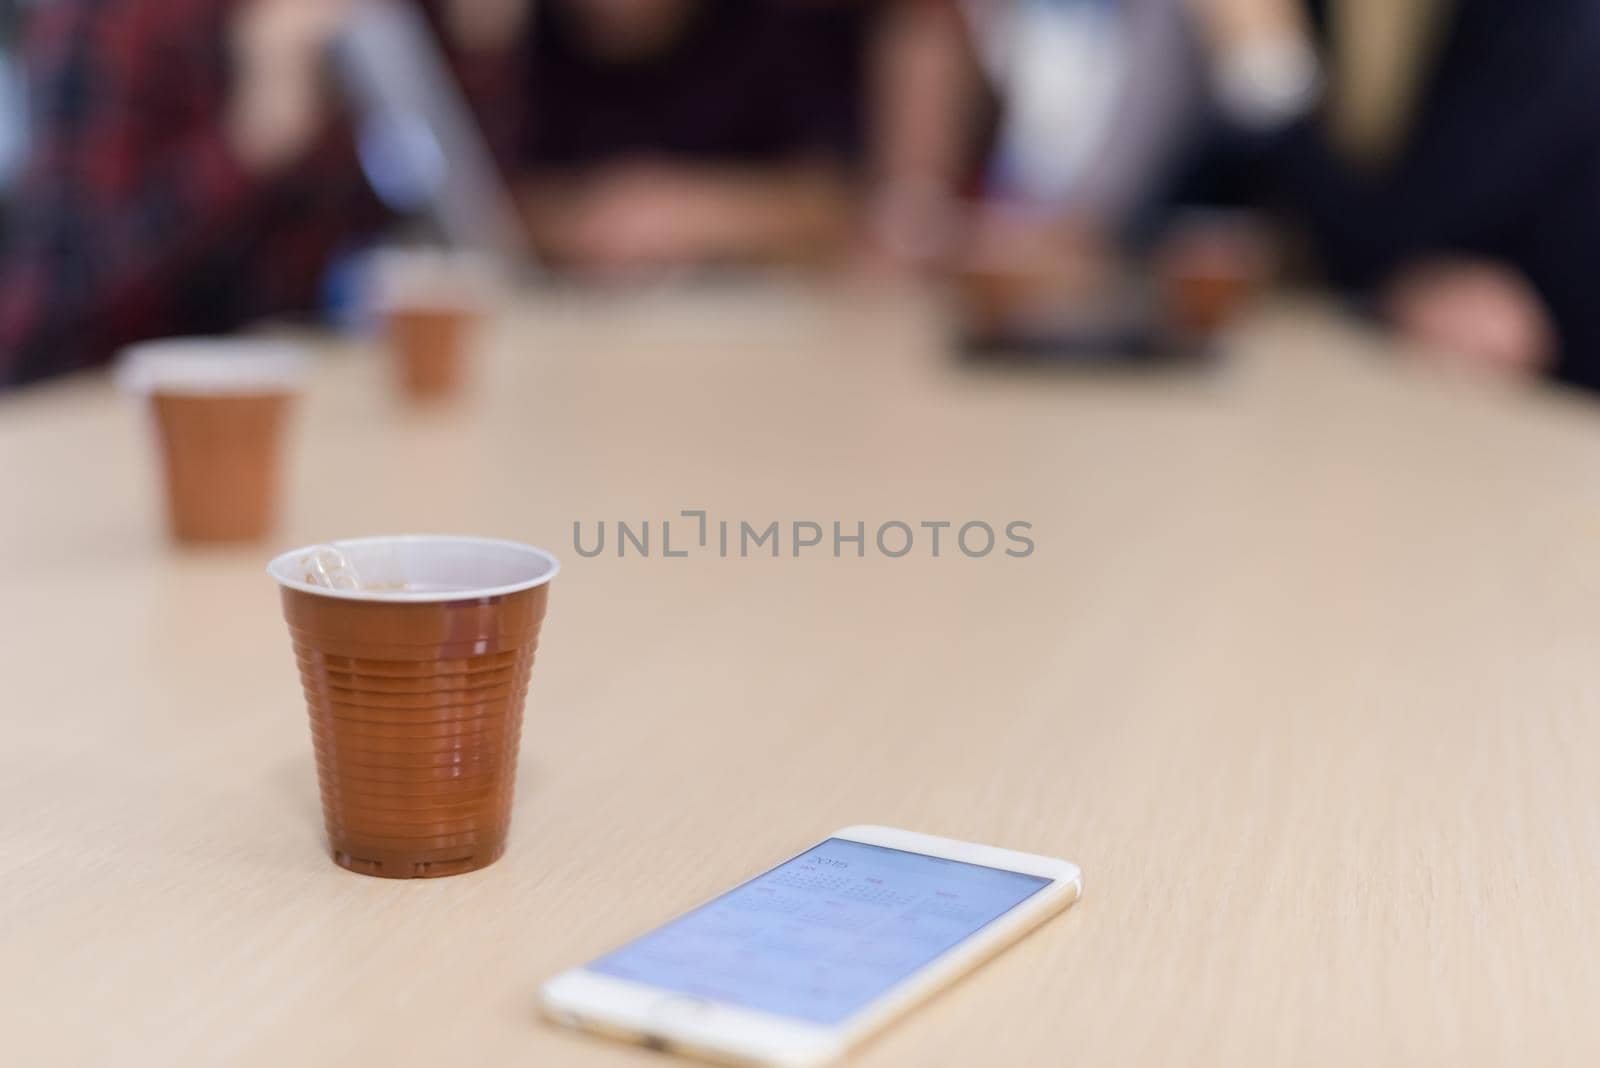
[1383,258,1557,379]
[533,163,749,273]
[859,180,961,273]
[226,0,356,175]
[953,203,1112,294]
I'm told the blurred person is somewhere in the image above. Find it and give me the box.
[0,0,374,387]
[861,0,1200,284]
[514,0,870,271]
[0,0,529,389]
[1185,0,1600,387]
[0,0,900,386]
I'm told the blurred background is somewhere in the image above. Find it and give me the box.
[7,9,1600,1060]
[0,0,1596,391]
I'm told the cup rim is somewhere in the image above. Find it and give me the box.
[115,337,309,395]
[367,247,499,313]
[267,535,560,603]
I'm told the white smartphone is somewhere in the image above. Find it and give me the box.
[541,825,1082,1067]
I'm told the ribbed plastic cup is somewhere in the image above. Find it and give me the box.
[268,536,558,878]
[117,339,306,544]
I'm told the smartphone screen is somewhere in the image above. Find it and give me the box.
[585,838,1052,1026]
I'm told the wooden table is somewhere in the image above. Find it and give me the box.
[4,283,1600,1067]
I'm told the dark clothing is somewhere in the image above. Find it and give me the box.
[517,0,865,174]
[0,0,384,389]
[1268,0,1600,388]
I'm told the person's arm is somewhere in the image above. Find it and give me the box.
[656,163,857,265]
[863,0,985,264]
[524,160,856,271]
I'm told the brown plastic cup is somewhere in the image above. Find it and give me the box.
[314,775,512,801]
[316,796,513,825]
[387,305,477,401]
[269,536,558,879]
[308,714,521,739]
[370,250,497,403]
[118,339,306,544]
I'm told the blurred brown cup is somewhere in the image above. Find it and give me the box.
[269,536,559,879]
[370,249,496,403]
[118,339,306,544]
[386,304,478,401]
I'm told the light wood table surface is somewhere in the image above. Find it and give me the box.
[4,283,1600,1067]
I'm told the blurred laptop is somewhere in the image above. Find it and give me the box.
[331,1,529,263]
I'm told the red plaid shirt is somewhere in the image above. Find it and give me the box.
[0,0,395,387]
